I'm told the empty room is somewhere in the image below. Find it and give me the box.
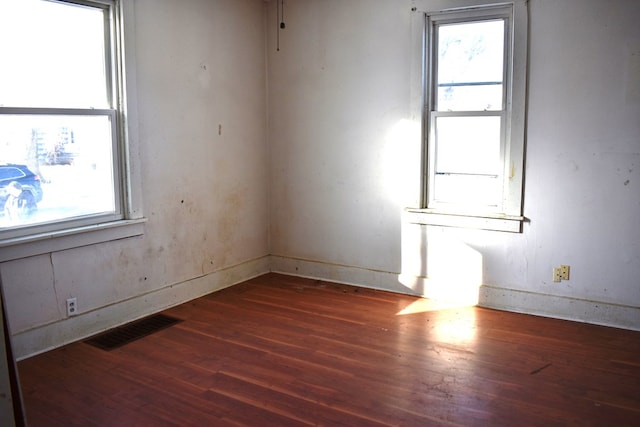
[1,0,639,425]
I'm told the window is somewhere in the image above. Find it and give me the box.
[0,0,143,251]
[408,1,528,232]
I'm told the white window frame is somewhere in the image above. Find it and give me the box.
[407,0,528,233]
[0,0,144,261]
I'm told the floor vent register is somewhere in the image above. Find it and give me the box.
[84,314,182,351]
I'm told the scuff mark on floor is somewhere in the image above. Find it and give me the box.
[530,362,552,375]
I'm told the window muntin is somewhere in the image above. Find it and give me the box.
[0,0,123,239]
[425,6,517,216]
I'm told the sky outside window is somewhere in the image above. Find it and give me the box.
[0,0,108,109]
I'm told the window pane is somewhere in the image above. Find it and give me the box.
[437,20,504,111]
[0,115,116,228]
[434,174,500,207]
[435,116,501,176]
[433,115,502,207]
[0,0,108,108]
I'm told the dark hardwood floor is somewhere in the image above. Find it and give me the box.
[17,273,640,426]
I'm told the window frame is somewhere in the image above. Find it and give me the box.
[408,0,528,233]
[0,0,144,261]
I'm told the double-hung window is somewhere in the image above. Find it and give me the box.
[0,0,141,251]
[409,1,528,232]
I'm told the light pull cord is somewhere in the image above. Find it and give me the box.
[277,0,285,51]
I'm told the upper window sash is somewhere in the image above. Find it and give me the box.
[0,0,117,110]
[432,17,508,113]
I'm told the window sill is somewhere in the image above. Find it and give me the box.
[0,218,146,262]
[404,209,524,233]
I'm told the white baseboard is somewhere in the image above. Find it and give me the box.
[478,284,640,332]
[269,255,409,294]
[13,256,270,360]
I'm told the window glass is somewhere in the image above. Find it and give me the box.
[437,20,504,112]
[0,114,116,228]
[432,115,502,208]
[0,0,120,234]
[434,116,502,176]
[0,0,109,109]
[434,174,500,207]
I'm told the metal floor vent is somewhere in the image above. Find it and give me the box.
[85,314,181,351]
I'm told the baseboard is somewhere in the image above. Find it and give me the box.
[13,256,270,360]
[269,255,410,295]
[478,285,640,332]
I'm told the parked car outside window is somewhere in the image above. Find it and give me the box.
[0,164,43,220]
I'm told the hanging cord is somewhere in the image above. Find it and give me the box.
[277,0,285,51]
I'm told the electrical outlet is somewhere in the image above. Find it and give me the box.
[553,267,562,282]
[560,265,570,280]
[66,298,78,317]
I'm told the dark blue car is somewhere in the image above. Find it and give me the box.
[0,164,44,216]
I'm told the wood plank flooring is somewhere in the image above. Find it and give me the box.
[17,273,640,426]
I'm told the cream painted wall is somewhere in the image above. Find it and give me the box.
[268,0,640,328]
[2,0,639,361]
[269,0,417,273]
[1,0,270,358]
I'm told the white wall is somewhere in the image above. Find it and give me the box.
[2,0,639,360]
[269,0,416,274]
[1,0,270,359]
[269,0,640,328]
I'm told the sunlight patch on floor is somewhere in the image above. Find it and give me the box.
[396,297,472,315]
